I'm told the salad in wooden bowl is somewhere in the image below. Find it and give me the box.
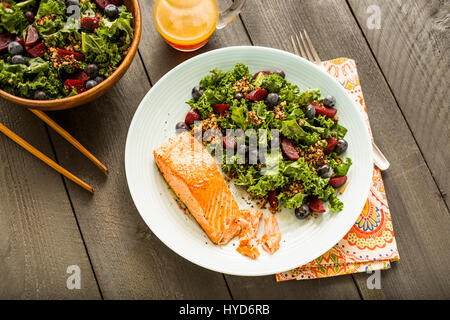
[0,0,141,110]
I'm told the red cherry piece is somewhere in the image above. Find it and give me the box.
[27,41,47,57]
[246,88,268,101]
[281,138,300,161]
[65,79,86,94]
[25,24,39,48]
[212,104,229,114]
[57,49,85,61]
[0,33,16,51]
[311,101,337,118]
[329,176,348,188]
[222,136,237,150]
[324,137,338,154]
[251,70,271,80]
[94,0,110,10]
[73,71,90,82]
[184,109,201,126]
[309,196,326,213]
[81,17,101,32]
[108,0,123,6]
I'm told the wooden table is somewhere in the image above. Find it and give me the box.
[0,0,448,299]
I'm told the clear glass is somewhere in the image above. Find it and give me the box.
[153,0,247,52]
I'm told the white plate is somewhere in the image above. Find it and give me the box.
[125,46,373,276]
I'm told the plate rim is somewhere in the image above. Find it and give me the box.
[125,45,374,276]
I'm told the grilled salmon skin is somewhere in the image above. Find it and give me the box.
[153,132,241,245]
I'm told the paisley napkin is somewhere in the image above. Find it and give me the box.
[276,58,400,281]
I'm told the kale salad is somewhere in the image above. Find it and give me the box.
[0,0,133,100]
[176,63,352,220]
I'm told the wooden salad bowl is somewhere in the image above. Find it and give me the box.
[0,0,142,111]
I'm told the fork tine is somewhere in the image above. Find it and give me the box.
[299,32,314,62]
[303,30,321,63]
[290,35,300,56]
[295,34,307,59]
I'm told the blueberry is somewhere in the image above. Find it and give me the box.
[318,164,333,179]
[117,6,122,14]
[105,4,119,20]
[86,80,98,90]
[273,69,285,78]
[323,95,336,108]
[295,204,311,219]
[175,121,188,133]
[234,92,244,101]
[11,55,26,65]
[8,41,23,56]
[94,76,104,83]
[191,86,204,101]
[34,90,47,100]
[85,63,99,78]
[24,11,35,23]
[305,104,316,119]
[265,93,279,107]
[335,139,348,154]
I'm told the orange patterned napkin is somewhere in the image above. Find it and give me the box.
[276,58,400,281]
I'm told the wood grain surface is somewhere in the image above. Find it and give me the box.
[236,0,450,300]
[0,0,448,299]
[0,104,100,299]
[347,0,449,206]
[46,57,231,299]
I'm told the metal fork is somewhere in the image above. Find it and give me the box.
[291,31,390,171]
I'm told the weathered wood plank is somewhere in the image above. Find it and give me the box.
[347,0,449,204]
[0,103,100,299]
[46,54,231,299]
[237,0,450,299]
[137,0,362,299]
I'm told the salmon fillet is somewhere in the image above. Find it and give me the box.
[261,213,281,254]
[153,132,241,245]
[236,209,263,259]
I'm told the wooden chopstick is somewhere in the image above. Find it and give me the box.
[0,122,94,193]
[29,109,108,175]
